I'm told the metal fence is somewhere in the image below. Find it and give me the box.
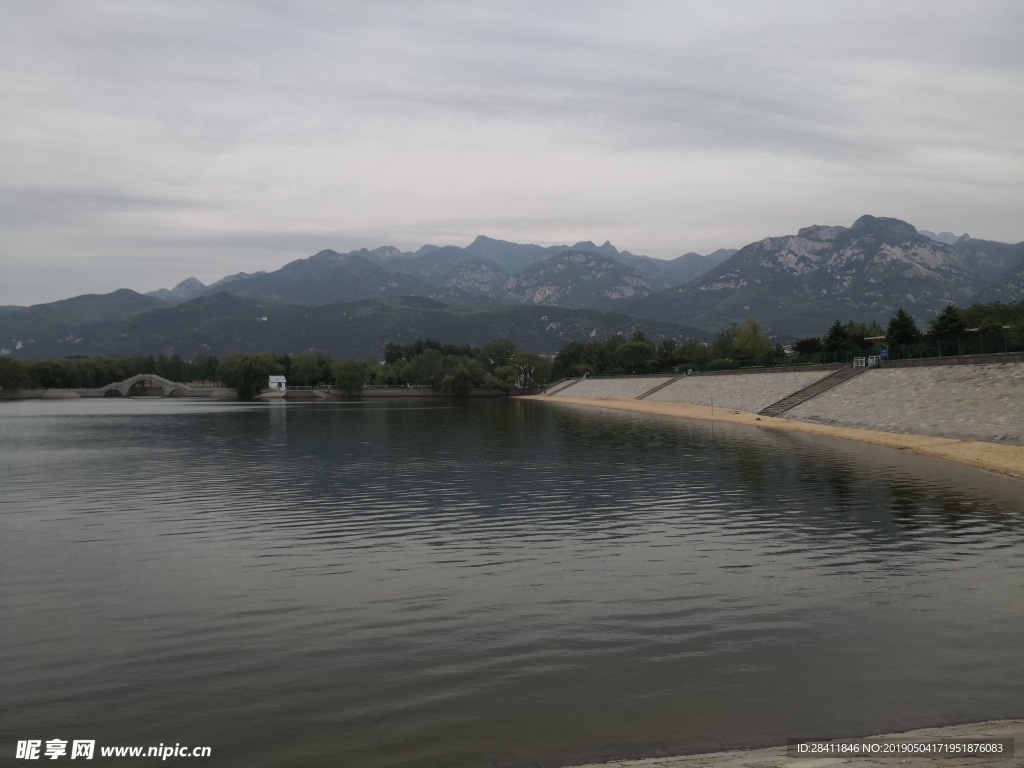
[584,332,1023,377]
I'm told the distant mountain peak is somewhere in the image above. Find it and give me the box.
[312,249,345,260]
[850,214,921,241]
[173,277,205,291]
[468,235,510,249]
[919,229,965,245]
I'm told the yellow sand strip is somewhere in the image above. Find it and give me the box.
[518,396,1024,480]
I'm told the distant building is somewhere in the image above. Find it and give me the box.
[268,375,287,391]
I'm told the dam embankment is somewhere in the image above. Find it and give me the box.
[548,361,1023,445]
[528,359,1024,478]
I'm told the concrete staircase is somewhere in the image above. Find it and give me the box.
[636,375,684,400]
[545,378,582,396]
[758,365,868,417]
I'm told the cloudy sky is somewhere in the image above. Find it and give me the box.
[2,1,1022,305]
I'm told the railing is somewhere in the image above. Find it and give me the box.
[568,332,1022,378]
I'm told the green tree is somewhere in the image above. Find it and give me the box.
[192,354,219,383]
[552,341,590,379]
[407,349,445,390]
[711,324,737,359]
[1010,319,1024,348]
[929,303,966,333]
[216,353,282,400]
[732,316,772,361]
[383,343,406,365]
[332,360,368,394]
[793,337,822,356]
[822,319,852,352]
[440,356,485,396]
[512,352,551,389]
[960,300,1024,328]
[887,308,920,346]
[291,352,331,386]
[0,358,31,389]
[675,338,711,364]
[616,340,657,370]
[977,316,1004,335]
[656,338,678,364]
[479,339,517,374]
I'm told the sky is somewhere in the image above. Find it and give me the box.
[2,1,1023,306]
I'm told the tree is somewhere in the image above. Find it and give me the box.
[479,339,516,374]
[0,358,31,390]
[711,324,737,359]
[406,349,445,391]
[192,353,219,383]
[291,352,331,386]
[552,341,590,379]
[887,308,919,346]
[511,352,551,389]
[615,340,657,370]
[332,360,368,394]
[440,356,485,396]
[1010,319,1024,348]
[793,337,822,356]
[822,319,852,352]
[216,353,282,400]
[929,303,965,333]
[656,338,678,364]
[978,316,1004,335]
[674,338,711,364]
[383,343,406,365]
[731,316,772,361]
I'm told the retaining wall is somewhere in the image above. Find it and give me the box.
[646,371,833,413]
[544,362,1024,445]
[552,376,674,400]
[787,362,1024,444]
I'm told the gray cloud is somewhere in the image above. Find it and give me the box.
[1,0,1022,305]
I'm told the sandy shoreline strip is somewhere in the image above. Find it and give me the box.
[560,719,1024,768]
[518,395,1024,480]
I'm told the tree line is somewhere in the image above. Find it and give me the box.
[185,340,554,399]
[3,299,1020,395]
[0,353,220,391]
[0,341,552,400]
[551,319,786,378]
[794,300,1024,357]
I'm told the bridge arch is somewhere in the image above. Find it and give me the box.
[99,374,199,398]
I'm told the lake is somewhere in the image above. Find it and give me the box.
[2,398,1022,767]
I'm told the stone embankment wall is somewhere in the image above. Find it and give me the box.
[551,376,674,400]
[788,362,1023,444]
[646,371,832,413]
[546,362,1024,445]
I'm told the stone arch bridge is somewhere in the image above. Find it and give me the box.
[99,374,206,398]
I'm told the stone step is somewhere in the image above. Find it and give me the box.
[546,378,582,396]
[635,375,684,400]
[758,365,867,417]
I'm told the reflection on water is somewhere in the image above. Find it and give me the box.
[1,398,1022,768]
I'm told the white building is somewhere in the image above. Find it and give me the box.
[268,375,287,391]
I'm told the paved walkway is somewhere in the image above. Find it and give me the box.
[563,720,1024,768]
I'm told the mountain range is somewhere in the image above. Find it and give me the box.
[2,217,1021,360]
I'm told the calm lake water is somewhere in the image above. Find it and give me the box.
[2,398,1023,767]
